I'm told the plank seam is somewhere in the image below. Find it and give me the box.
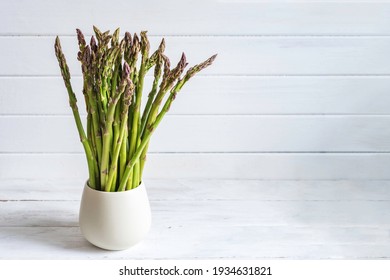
[2,114,390,117]
[2,152,390,155]
[2,75,390,79]
[2,74,390,78]
[2,199,389,202]
[3,34,390,38]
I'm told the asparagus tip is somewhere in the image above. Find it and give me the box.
[209,53,218,63]
[178,52,187,71]
[112,28,120,46]
[140,31,150,54]
[76,28,86,46]
[123,61,131,78]
[92,25,100,33]
[54,36,61,55]
[184,53,217,80]
[93,25,102,40]
[133,33,139,44]
[90,36,97,53]
[83,45,91,68]
[159,38,166,52]
[125,32,132,42]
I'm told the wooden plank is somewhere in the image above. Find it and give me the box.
[2,179,390,201]
[2,199,390,227]
[1,153,390,180]
[1,1,390,35]
[1,116,390,153]
[2,37,390,76]
[3,76,390,115]
[1,199,390,259]
[1,226,389,259]
[1,179,390,259]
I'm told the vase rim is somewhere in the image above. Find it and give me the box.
[85,181,145,194]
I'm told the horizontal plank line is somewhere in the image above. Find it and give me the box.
[4,34,390,38]
[2,199,389,202]
[3,115,390,118]
[1,225,389,229]
[2,114,390,117]
[0,225,79,228]
[219,0,390,4]
[0,199,78,202]
[3,75,390,79]
[1,225,389,231]
[3,74,390,78]
[3,179,390,183]
[2,152,390,155]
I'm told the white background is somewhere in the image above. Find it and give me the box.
[1,0,390,180]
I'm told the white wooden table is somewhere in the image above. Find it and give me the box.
[1,179,389,259]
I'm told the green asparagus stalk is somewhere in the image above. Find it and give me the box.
[124,33,140,190]
[106,76,134,192]
[143,53,187,135]
[119,129,127,179]
[118,54,217,191]
[128,31,149,189]
[140,39,165,137]
[111,54,122,160]
[54,37,97,189]
[138,53,187,176]
[88,36,103,168]
[139,54,217,176]
[119,33,130,178]
[101,55,130,190]
[94,26,113,116]
[77,30,103,168]
[118,98,170,192]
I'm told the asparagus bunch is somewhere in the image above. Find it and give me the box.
[54,27,216,192]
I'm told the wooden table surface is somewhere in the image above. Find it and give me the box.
[1,179,389,259]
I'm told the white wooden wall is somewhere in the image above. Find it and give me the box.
[1,0,390,180]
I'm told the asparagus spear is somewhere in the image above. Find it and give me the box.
[93,26,113,116]
[138,53,188,177]
[77,30,103,173]
[54,37,97,189]
[111,30,123,164]
[106,75,134,192]
[100,54,130,190]
[140,39,165,137]
[128,31,149,189]
[124,33,141,190]
[118,54,217,191]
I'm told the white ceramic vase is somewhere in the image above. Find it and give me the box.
[79,182,151,250]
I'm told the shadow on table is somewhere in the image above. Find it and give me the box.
[0,215,109,259]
